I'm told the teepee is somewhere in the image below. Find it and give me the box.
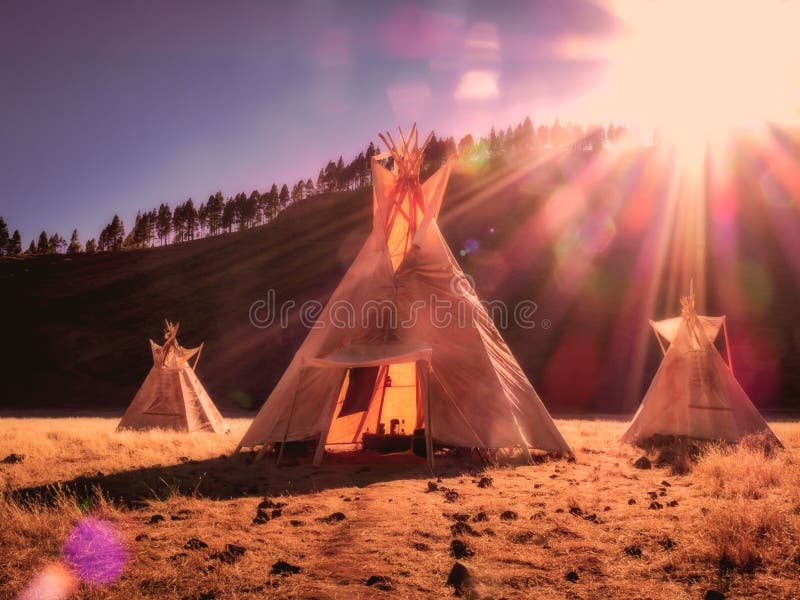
[238,126,570,466]
[622,286,778,444]
[118,321,228,433]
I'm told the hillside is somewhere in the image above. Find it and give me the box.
[2,146,799,414]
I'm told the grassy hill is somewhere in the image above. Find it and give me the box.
[2,145,799,414]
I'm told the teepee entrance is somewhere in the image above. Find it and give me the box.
[327,362,421,446]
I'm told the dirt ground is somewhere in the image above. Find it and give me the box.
[1,416,799,599]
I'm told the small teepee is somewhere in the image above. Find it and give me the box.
[118,321,228,433]
[238,125,570,466]
[622,285,778,445]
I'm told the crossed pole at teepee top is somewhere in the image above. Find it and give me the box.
[378,123,434,182]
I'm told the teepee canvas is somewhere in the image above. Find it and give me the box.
[622,288,778,444]
[118,321,228,434]
[238,126,570,465]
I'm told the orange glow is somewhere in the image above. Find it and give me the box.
[566,0,800,153]
[378,362,418,434]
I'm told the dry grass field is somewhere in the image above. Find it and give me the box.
[2,417,799,599]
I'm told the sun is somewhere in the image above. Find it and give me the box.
[585,0,800,154]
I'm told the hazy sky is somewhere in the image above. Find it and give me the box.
[0,0,617,245]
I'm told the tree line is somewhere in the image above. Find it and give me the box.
[0,117,625,257]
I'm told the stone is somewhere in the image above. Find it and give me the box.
[365,575,393,591]
[316,512,346,524]
[633,456,651,469]
[450,539,474,559]
[184,538,208,550]
[565,571,579,583]
[271,560,300,575]
[624,545,642,558]
[446,562,473,597]
[444,490,460,503]
[451,521,480,537]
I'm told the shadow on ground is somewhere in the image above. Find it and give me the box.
[8,451,488,509]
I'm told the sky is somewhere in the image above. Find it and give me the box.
[0,0,621,245]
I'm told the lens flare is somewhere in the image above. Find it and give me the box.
[18,562,77,600]
[62,518,127,586]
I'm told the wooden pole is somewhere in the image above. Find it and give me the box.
[424,362,434,472]
[274,372,303,464]
[313,370,348,466]
[191,343,204,371]
[655,331,667,356]
[374,366,390,433]
[722,318,734,374]
[512,413,534,465]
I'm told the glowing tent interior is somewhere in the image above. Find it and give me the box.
[117,321,229,434]
[622,286,779,445]
[237,125,571,466]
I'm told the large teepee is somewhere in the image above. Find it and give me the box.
[238,126,570,466]
[622,286,778,445]
[118,321,228,433]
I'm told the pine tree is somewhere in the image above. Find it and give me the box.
[323,161,337,192]
[48,233,66,254]
[521,116,535,152]
[206,192,223,235]
[85,238,97,253]
[266,184,279,220]
[335,156,346,190]
[67,229,82,254]
[172,202,186,242]
[184,198,198,240]
[27,240,37,254]
[232,192,247,230]
[458,134,475,157]
[279,184,290,207]
[291,181,304,204]
[109,215,124,250]
[157,203,172,245]
[198,202,208,235]
[222,198,236,232]
[8,230,21,255]
[316,168,325,193]
[246,191,260,227]
[37,231,49,253]
[0,217,9,254]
